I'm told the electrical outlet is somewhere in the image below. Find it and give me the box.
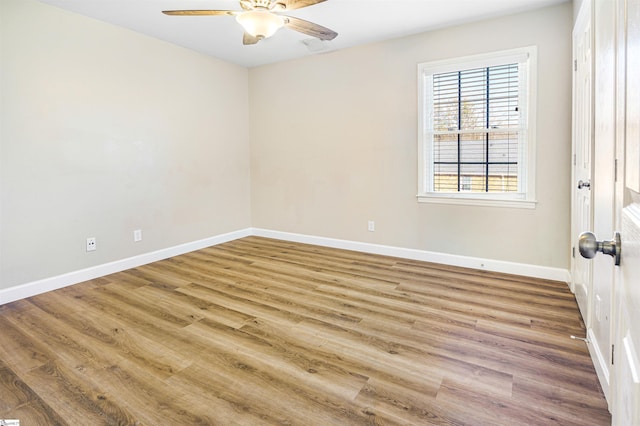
[368,220,375,232]
[86,237,96,252]
[133,229,142,242]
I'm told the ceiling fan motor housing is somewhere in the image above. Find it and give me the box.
[253,0,273,9]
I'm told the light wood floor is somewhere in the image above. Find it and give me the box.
[0,236,610,425]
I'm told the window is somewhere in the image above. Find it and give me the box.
[418,47,537,208]
[460,175,472,192]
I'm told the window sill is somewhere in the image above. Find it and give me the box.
[417,194,537,209]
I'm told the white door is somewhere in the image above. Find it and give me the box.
[612,0,640,423]
[572,0,593,324]
[573,0,617,403]
[588,0,616,403]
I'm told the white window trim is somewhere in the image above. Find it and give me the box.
[417,46,538,209]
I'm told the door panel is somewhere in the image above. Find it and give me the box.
[625,0,640,192]
[613,0,640,423]
[614,206,640,425]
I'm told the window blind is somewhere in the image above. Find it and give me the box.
[431,63,521,193]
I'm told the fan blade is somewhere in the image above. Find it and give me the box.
[243,32,261,45]
[284,16,337,40]
[162,10,237,16]
[274,0,326,11]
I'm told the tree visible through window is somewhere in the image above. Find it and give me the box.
[418,47,537,208]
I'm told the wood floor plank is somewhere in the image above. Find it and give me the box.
[434,379,569,425]
[0,236,610,424]
[184,318,370,400]
[178,281,308,326]
[242,316,444,398]
[511,375,612,425]
[0,312,53,374]
[181,323,367,401]
[0,364,68,426]
[28,290,193,382]
[354,377,460,425]
[474,318,589,356]
[23,360,138,425]
[412,318,604,395]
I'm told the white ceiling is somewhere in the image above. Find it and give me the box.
[37,0,568,68]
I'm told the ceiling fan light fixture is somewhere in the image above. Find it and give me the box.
[236,10,284,39]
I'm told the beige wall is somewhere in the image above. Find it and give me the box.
[0,0,251,288]
[249,3,573,268]
[0,0,573,291]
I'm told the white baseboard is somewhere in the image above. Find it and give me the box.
[251,228,571,283]
[587,328,611,404]
[0,228,252,305]
[0,227,570,305]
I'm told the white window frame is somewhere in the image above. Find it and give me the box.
[417,47,537,209]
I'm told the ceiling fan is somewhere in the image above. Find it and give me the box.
[162,0,338,45]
